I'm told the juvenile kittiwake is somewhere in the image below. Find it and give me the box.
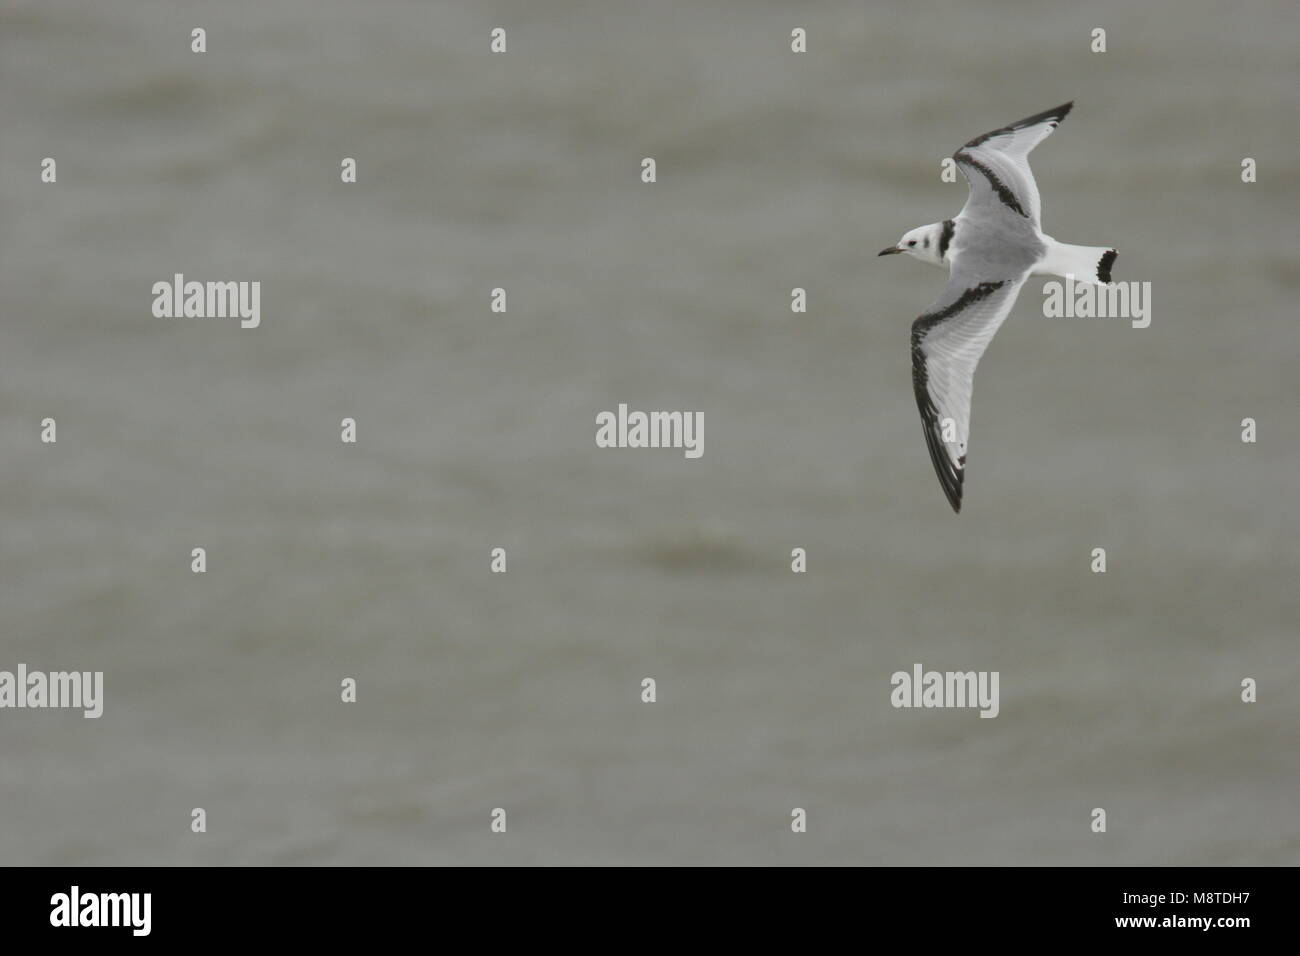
[879,102,1116,512]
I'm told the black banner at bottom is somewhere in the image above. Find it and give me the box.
[0,866,1286,941]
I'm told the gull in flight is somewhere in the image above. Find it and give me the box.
[879,102,1116,512]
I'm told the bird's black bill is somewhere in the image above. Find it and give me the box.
[878,246,902,256]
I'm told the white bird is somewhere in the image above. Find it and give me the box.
[879,102,1116,512]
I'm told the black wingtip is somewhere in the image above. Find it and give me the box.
[1017,100,1073,130]
[1098,249,1117,283]
[946,462,964,513]
[915,410,965,514]
[963,101,1076,149]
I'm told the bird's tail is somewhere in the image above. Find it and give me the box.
[1036,241,1118,285]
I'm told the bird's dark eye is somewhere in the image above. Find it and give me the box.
[908,240,916,247]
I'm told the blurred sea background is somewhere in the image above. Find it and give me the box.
[1,0,1296,865]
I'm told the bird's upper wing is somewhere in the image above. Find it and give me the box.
[953,101,1072,228]
[911,268,1029,513]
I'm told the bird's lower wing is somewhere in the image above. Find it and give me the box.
[910,273,1028,512]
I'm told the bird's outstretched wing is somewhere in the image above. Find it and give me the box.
[911,269,1029,512]
[953,101,1072,228]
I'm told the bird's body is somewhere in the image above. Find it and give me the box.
[879,102,1116,512]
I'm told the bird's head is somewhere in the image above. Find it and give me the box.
[879,223,945,265]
